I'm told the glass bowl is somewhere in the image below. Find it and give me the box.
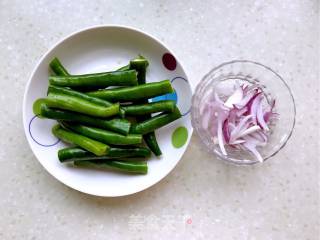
[191,60,296,165]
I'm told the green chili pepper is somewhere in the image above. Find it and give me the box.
[122,100,175,116]
[52,124,109,156]
[130,107,181,135]
[87,80,174,102]
[58,146,151,162]
[74,160,148,174]
[49,69,138,88]
[40,103,130,135]
[61,122,142,146]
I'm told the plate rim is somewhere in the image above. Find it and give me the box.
[22,24,193,197]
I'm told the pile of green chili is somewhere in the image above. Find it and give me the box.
[33,56,181,174]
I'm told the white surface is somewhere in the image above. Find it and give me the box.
[23,25,192,197]
[0,0,319,239]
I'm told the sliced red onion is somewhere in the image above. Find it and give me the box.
[235,106,248,117]
[217,117,227,155]
[242,142,263,162]
[244,91,261,113]
[201,82,277,162]
[200,90,216,114]
[263,98,278,123]
[250,131,267,143]
[229,114,253,142]
[222,119,230,143]
[231,139,246,145]
[263,111,272,123]
[249,93,262,124]
[228,108,237,125]
[256,99,270,131]
[224,86,243,108]
[242,135,267,147]
[228,122,236,131]
[202,100,229,137]
[234,89,258,109]
[238,125,261,138]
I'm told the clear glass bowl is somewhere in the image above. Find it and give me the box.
[191,60,296,165]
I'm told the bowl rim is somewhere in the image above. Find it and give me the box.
[22,24,193,196]
[192,59,296,165]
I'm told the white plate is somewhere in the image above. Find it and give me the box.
[23,25,193,197]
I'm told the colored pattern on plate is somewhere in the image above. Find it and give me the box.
[29,115,60,147]
[172,126,188,148]
[162,53,177,71]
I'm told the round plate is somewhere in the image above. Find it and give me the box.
[23,25,193,197]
